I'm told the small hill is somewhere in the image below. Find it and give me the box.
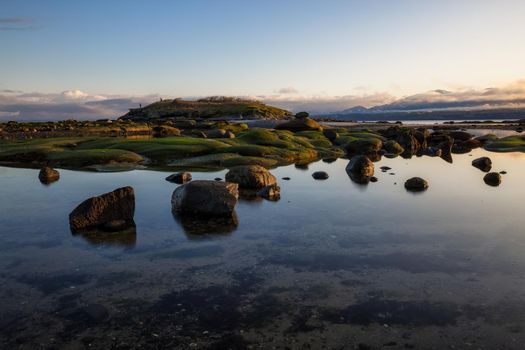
[120,96,292,121]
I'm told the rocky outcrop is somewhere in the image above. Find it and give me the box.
[483,172,502,186]
[165,172,192,184]
[345,155,374,184]
[171,180,239,216]
[381,127,426,157]
[225,165,277,190]
[472,157,492,172]
[38,167,60,184]
[69,187,135,232]
[312,171,329,180]
[345,139,382,155]
[275,117,322,132]
[404,177,429,192]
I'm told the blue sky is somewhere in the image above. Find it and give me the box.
[1,0,525,119]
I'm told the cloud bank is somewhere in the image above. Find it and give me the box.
[2,81,525,121]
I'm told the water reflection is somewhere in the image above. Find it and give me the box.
[172,211,238,238]
[71,226,137,247]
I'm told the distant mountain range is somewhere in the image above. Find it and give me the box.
[323,106,525,121]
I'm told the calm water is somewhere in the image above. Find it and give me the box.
[1,147,525,349]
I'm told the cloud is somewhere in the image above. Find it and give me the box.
[2,80,525,121]
[0,17,33,24]
[277,87,299,94]
[369,80,525,112]
[0,90,158,121]
[0,16,39,31]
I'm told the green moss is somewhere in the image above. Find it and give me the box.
[484,135,525,152]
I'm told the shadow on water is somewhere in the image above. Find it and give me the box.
[71,226,137,248]
[172,211,239,238]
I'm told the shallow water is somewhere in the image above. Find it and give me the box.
[1,147,525,349]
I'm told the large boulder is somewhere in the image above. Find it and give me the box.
[171,180,239,216]
[345,155,374,184]
[69,187,135,232]
[472,157,492,172]
[404,177,429,192]
[275,118,322,132]
[39,167,60,184]
[225,165,277,190]
[483,172,502,187]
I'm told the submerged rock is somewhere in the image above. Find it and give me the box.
[472,157,492,172]
[69,186,135,232]
[483,172,502,187]
[422,147,442,157]
[171,180,239,216]
[312,171,329,180]
[256,184,281,201]
[165,172,192,184]
[38,166,60,184]
[346,155,374,184]
[404,177,429,192]
[225,165,277,190]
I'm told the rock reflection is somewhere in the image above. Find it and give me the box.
[173,211,239,238]
[71,226,137,247]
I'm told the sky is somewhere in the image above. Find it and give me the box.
[1,0,525,119]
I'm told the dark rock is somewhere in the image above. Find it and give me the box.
[380,166,391,171]
[165,172,192,184]
[69,187,135,232]
[472,157,492,172]
[370,176,378,183]
[171,180,239,216]
[448,130,473,141]
[404,177,429,192]
[312,171,329,180]
[256,184,281,201]
[205,128,227,138]
[282,177,291,180]
[346,155,374,184]
[323,129,339,142]
[214,177,222,181]
[225,165,277,190]
[517,127,523,133]
[295,111,310,119]
[500,171,507,174]
[345,138,382,155]
[38,166,60,184]
[483,172,502,186]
